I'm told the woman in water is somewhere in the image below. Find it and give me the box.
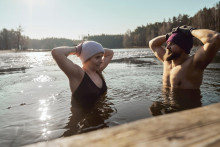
[52,41,114,106]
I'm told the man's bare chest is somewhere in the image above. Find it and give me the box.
[163,65,198,88]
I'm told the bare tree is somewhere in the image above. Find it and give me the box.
[16,25,23,50]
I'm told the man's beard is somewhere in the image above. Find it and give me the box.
[164,51,181,61]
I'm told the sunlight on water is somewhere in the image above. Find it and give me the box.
[42,128,51,138]
[23,52,51,67]
[38,99,51,121]
[33,75,52,83]
[38,98,53,139]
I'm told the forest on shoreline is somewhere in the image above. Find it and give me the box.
[0,2,219,50]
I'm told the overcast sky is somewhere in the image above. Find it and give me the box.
[0,0,219,40]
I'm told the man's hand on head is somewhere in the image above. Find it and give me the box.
[172,25,197,37]
[165,32,172,40]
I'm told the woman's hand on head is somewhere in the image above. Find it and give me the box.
[75,42,83,56]
[99,49,114,71]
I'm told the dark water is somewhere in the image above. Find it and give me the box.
[150,88,202,116]
[0,49,219,147]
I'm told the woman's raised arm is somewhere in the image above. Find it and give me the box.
[51,46,83,80]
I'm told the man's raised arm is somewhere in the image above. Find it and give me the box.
[192,29,220,70]
[149,35,167,62]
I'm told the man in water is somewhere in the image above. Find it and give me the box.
[149,26,220,89]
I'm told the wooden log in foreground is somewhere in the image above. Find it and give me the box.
[26,103,220,147]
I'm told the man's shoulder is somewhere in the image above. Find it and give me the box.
[185,55,194,63]
[181,56,201,71]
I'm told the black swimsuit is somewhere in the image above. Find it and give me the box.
[72,73,107,107]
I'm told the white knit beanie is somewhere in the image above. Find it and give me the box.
[79,41,104,63]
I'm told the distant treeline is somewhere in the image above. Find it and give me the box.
[0,2,219,50]
[30,38,81,49]
[84,34,123,48]
[0,28,82,50]
[89,2,220,48]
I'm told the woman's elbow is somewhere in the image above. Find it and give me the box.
[110,50,114,59]
[51,48,58,58]
[111,49,114,56]
[104,49,114,57]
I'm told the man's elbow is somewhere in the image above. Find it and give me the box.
[214,33,220,47]
[149,39,154,49]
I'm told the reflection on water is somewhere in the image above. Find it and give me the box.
[150,88,202,116]
[63,94,115,136]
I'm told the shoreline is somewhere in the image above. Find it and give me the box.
[0,46,218,55]
[0,48,141,54]
[0,49,52,54]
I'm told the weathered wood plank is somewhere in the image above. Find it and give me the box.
[25,103,220,147]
